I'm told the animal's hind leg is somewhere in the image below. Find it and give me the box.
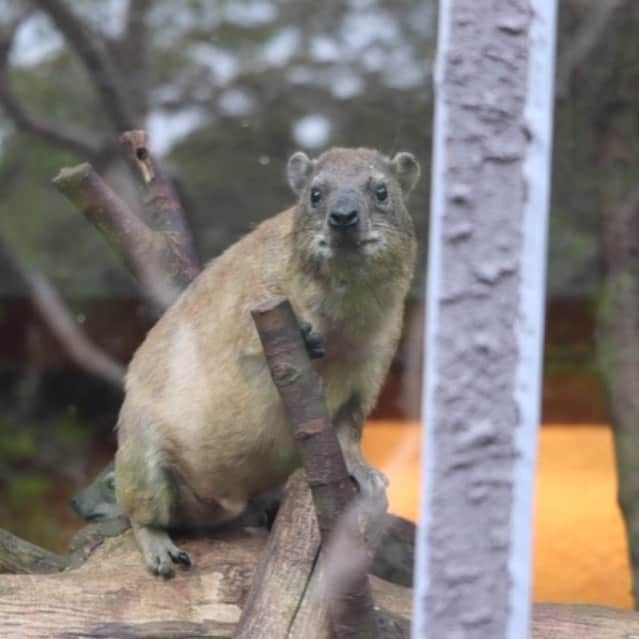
[116,442,190,578]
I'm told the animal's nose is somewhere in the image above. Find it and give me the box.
[329,208,359,228]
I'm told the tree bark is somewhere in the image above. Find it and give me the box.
[120,129,200,286]
[596,108,639,608]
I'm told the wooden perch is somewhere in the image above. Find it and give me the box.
[0,526,637,638]
[250,297,380,639]
[52,159,197,310]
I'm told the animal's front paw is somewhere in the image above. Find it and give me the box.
[299,321,325,359]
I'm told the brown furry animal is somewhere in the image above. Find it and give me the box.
[115,147,420,577]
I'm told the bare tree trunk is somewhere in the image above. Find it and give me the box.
[595,100,639,608]
[413,1,556,637]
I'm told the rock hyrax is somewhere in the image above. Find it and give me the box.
[115,147,420,576]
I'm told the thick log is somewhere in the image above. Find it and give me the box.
[251,297,380,639]
[0,527,637,638]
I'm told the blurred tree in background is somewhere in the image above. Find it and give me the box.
[0,0,433,550]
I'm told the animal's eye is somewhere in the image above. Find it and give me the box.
[375,184,388,202]
[310,188,322,206]
[106,476,116,491]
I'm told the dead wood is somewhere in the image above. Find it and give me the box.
[250,297,380,639]
[51,161,189,309]
[0,529,66,575]
[120,129,200,288]
[0,526,638,638]
[234,471,320,639]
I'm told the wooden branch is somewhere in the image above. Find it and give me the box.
[234,471,320,639]
[120,129,200,286]
[251,297,379,639]
[0,238,125,389]
[34,0,138,131]
[52,162,185,309]
[0,529,66,575]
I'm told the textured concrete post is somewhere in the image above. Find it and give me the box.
[413,1,556,638]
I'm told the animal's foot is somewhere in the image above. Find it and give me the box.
[348,463,389,549]
[299,321,325,359]
[134,526,191,579]
[350,463,389,502]
[245,490,282,529]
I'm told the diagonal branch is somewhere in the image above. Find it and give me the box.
[52,159,198,310]
[52,162,175,309]
[0,238,125,389]
[249,298,381,639]
[34,0,138,131]
[556,0,627,99]
[0,9,101,157]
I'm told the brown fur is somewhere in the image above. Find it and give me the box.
[115,147,420,576]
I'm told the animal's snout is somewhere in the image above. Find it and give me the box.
[329,193,361,229]
[329,208,359,228]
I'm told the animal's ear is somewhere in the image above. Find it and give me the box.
[287,151,315,195]
[391,152,420,196]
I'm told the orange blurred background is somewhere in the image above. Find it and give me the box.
[362,421,633,609]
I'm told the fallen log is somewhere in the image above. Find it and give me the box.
[0,526,637,638]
